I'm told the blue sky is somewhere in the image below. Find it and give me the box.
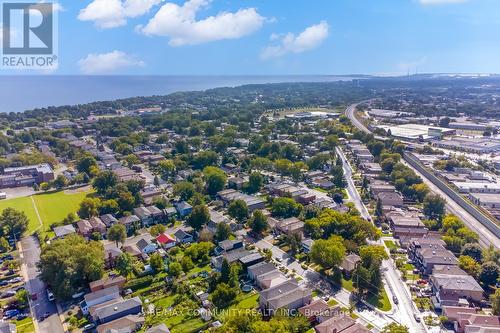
[6,0,500,75]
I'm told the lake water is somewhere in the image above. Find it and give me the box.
[0,75,356,113]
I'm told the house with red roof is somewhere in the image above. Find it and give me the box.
[156,233,176,249]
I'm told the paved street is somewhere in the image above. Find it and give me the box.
[336,146,425,333]
[249,235,392,331]
[19,236,64,333]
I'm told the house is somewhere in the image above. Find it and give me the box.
[259,279,312,313]
[89,275,127,292]
[369,181,397,196]
[455,313,500,333]
[100,214,118,228]
[174,229,193,244]
[298,299,338,323]
[89,216,107,235]
[96,315,144,333]
[81,286,121,315]
[414,244,458,275]
[274,217,304,236]
[215,239,243,255]
[376,192,404,207]
[239,252,265,268]
[211,248,252,270]
[77,219,93,237]
[91,296,142,324]
[431,268,484,308]
[145,324,171,333]
[339,323,372,333]
[247,262,276,281]
[174,201,193,218]
[340,253,361,276]
[156,233,176,249]
[208,209,230,233]
[228,176,247,189]
[360,162,382,176]
[302,238,314,254]
[442,306,478,323]
[217,189,266,211]
[136,237,158,254]
[163,207,177,219]
[53,225,76,239]
[314,314,356,333]
[119,215,140,232]
[134,206,164,226]
[103,242,123,269]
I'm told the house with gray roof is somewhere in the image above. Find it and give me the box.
[259,279,311,313]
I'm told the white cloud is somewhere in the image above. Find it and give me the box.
[139,0,265,46]
[78,50,145,74]
[260,21,329,60]
[419,0,468,4]
[78,0,161,29]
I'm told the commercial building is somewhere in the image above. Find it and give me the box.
[0,163,54,188]
[433,137,500,154]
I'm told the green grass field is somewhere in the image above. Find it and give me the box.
[0,189,92,235]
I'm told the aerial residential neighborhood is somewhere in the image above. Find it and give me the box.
[0,79,498,333]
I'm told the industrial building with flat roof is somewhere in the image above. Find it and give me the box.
[432,137,500,154]
[376,124,455,141]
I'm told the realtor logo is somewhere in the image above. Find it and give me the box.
[1,1,58,69]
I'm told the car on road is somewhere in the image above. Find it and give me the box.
[47,289,55,301]
[414,313,421,322]
[83,323,96,331]
[392,296,399,305]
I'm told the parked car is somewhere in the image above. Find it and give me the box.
[83,323,96,332]
[392,296,399,305]
[8,277,23,284]
[3,309,20,319]
[414,313,421,322]
[1,290,16,298]
[47,290,55,301]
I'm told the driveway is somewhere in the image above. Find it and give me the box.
[19,236,64,333]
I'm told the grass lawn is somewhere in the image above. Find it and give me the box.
[0,196,39,232]
[367,287,392,312]
[15,317,35,333]
[217,292,259,322]
[0,188,93,235]
[314,187,329,193]
[327,298,339,306]
[342,277,354,292]
[384,240,398,251]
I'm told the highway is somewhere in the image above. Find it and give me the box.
[345,103,500,249]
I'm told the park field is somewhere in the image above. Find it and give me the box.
[0,187,93,235]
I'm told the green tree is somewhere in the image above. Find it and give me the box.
[53,175,68,190]
[423,193,446,221]
[150,224,166,237]
[228,199,249,222]
[149,253,164,273]
[203,166,227,195]
[462,243,483,262]
[491,288,500,315]
[116,253,135,277]
[76,154,97,175]
[458,255,481,278]
[211,283,237,309]
[181,256,194,272]
[92,170,119,195]
[215,223,231,241]
[78,197,101,219]
[187,205,210,231]
[158,160,176,179]
[107,224,126,247]
[0,237,10,253]
[479,261,500,286]
[38,235,104,300]
[271,197,302,218]
[381,323,409,333]
[168,262,182,277]
[40,182,51,192]
[245,172,264,194]
[0,208,29,238]
[173,181,195,201]
[220,258,231,283]
[248,210,268,235]
[309,236,346,270]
